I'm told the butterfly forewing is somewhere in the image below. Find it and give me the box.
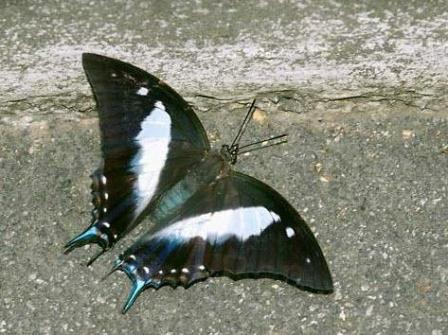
[65,54,210,253]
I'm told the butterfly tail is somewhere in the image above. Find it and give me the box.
[64,226,108,254]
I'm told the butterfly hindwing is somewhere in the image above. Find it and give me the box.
[115,170,333,312]
[65,54,210,254]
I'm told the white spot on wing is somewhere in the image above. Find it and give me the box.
[137,87,149,96]
[153,206,281,243]
[270,211,281,222]
[286,227,295,238]
[132,101,171,215]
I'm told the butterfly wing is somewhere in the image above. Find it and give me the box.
[114,171,333,312]
[65,53,210,255]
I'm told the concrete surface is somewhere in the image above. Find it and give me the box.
[0,1,447,334]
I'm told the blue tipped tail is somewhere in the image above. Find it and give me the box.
[64,226,102,254]
[122,279,146,314]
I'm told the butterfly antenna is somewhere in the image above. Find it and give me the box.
[238,133,288,151]
[238,133,288,155]
[230,99,257,148]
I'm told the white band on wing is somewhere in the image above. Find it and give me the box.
[132,101,171,215]
[153,206,282,243]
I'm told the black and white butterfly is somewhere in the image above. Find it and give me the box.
[65,53,333,313]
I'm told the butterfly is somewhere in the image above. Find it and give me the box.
[65,53,333,313]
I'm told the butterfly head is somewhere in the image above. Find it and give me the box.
[224,99,288,165]
[220,144,239,165]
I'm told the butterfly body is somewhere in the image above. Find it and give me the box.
[65,53,333,313]
[148,150,231,225]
